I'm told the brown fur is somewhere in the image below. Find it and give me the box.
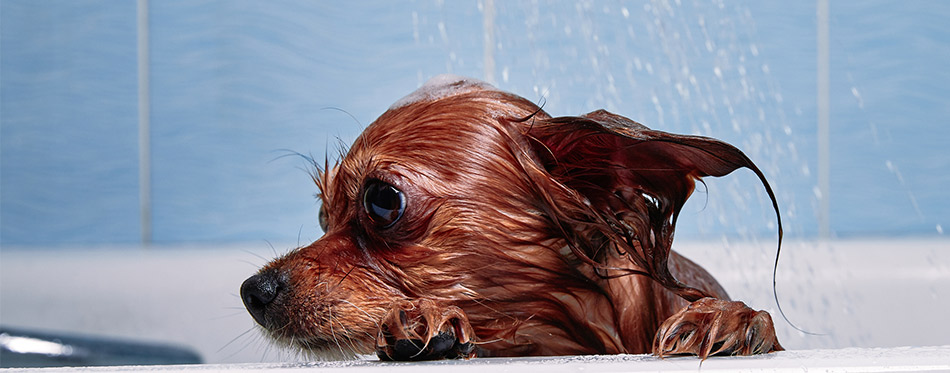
[242,77,781,359]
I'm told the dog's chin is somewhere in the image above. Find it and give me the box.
[262,327,375,361]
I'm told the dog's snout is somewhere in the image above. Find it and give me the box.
[241,270,283,326]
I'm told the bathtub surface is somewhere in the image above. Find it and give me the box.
[1,238,947,364]
[2,346,949,372]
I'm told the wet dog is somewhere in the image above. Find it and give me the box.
[241,75,783,360]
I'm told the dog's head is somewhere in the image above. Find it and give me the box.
[240,75,779,358]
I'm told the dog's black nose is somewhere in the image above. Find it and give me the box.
[241,270,283,327]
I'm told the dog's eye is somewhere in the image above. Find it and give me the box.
[362,180,405,229]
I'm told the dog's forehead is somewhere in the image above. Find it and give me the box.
[330,76,542,197]
[388,74,497,110]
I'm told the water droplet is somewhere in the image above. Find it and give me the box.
[938,224,944,234]
[851,87,864,108]
[621,7,629,18]
[411,12,420,43]
[438,21,448,43]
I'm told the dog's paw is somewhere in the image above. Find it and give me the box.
[653,297,783,359]
[376,299,477,361]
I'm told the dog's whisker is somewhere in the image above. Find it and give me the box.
[332,317,362,358]
[237,258,265,270]
[259,240,279,260]
[242,248,271,265]
[339,299,381,331]
[326,308,349,359]
[217,326,262,361]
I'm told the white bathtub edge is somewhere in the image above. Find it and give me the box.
[8,345,949,372]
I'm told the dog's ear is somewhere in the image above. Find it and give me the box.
[526,109,781,301]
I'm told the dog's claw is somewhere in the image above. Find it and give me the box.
[376,299,476,361]
[653,297,783,359]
